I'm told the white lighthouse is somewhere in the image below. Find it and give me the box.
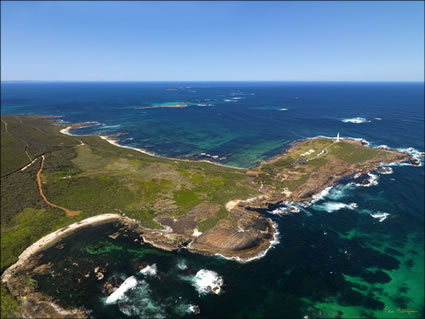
[336,132,340,142]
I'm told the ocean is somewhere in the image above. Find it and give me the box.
[2,81,424,318]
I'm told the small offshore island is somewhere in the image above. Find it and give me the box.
[136,102,200,109]
[0,115,418,318]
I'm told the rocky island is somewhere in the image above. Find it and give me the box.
[0,115,416,318]
[136,102,196,109]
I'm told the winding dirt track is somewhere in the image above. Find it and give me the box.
[36,155,80,216]
[1,119,9,133]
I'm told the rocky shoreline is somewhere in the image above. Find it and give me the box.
[2,118,421,318]
[1,210,277,318]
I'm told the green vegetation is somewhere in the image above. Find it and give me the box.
[1,208,75,271]
[285,173,311,192]
[197,208,229,232]
[44,175,135,215]
[25,276,38,289]
[258,137,392,194]
[0,115,259,274]
[0,116,405,297]
[1,286,19,319]
[308,157,327,169]
[1,133,29,176]
[173,189,199,206]
[331,142,381,163]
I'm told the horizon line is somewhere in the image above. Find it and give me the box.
[2,80,424,83]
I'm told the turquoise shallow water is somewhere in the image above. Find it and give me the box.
[2,82,424,318]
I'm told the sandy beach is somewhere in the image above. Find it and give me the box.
[1,214,125,284]
[59,122,245,170]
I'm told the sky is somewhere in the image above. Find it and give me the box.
[1,1,424,81]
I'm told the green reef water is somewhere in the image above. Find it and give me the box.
[2,82,424,318]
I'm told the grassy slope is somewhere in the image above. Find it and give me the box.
[257,138,390,192]
[0,117,404,318]
[1,119,399,273]
[0,116,258,272]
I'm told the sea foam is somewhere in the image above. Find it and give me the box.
[369,212,390,222]
[176,259,188,270]
[140,264,157,276]
[117,279,165,318]
[192,269,224,295]
[353,173,379,187]
[313,202,358,213]
[341,117,371,124]
[106,276,138,304]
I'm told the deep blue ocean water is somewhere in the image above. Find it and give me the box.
[2,82,424,318]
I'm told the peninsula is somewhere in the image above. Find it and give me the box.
[1,115,415,318]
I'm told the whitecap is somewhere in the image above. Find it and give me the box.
[375,117,382,120]
[379,167,393,175]
[353,172,379,187]
[279,108,288,111]
[176,260,188,270]
[311,186,333,203]
[377,145,390,149]
[187,304,200,314]
[269,202,300,215]
[341,117,371,124]
[106,276,138,304]
[313,201,357,213]
[395,146,424,167]
[118,279,166,318]
[140,264,157,277]
[269,207,289,215]
[100,124,121,129]
[192,269,224,295]
[370,212,390,222]
[325,183,356,201]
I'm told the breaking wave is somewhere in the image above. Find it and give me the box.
[100,124,121,129]
[353,173,379,187]
[369,211,390,222]
[312,201,358,213]
[176,259,188,270]
[105,276,138,304]
[269,203,301,215]
[341,117,371,124]
[192,269,224,295]
[117,279,165,318]
[140,264,157,276]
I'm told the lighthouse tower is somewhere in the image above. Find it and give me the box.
[336,132,340,142]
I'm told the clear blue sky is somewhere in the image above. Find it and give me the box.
[1,1,424,81]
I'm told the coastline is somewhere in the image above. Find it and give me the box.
[59,122,424,171]
[1,212,278,318]
[2,115,423,319]
[60,124,247,170]
[4,120,420,268]
[1,214,126,285]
